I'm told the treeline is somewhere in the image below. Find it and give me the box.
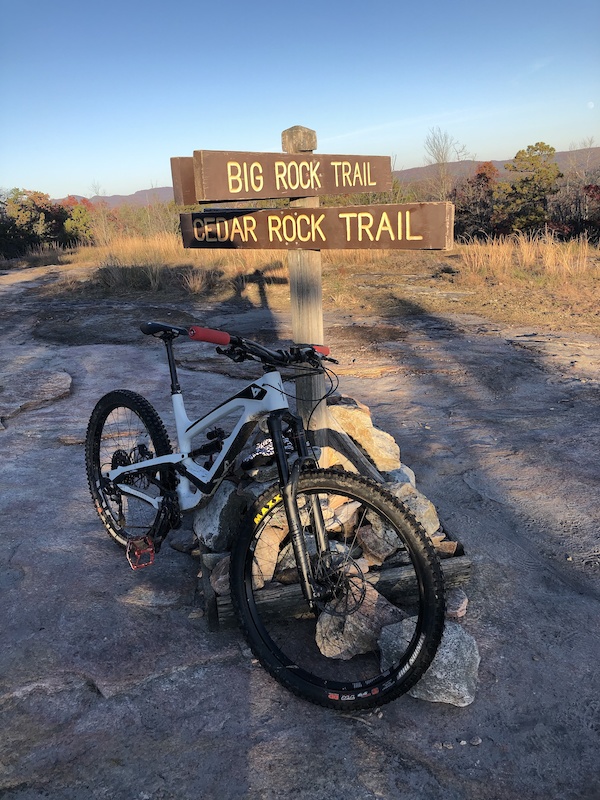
[1,142,599,259]
[0,188,182,259]
[448,143,600,240]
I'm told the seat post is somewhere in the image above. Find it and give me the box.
[163,335,181,394]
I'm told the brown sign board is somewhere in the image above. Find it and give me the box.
[179,203,454,251]
[171,151,392,204]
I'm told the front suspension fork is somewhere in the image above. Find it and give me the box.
[267,411,330,609]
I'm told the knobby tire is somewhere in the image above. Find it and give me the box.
[85,389,173,547]
[230,469,445,710]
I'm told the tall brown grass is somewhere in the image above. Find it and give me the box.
[458,231,596,283]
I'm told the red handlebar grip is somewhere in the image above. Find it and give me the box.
[188,326,231,346]
[313,344,330,356]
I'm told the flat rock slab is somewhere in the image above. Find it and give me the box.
[0,369,72,421]
[1,267,599,800]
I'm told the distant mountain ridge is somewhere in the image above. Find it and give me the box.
[392,147,600,185]
[58,148,599,207]
[59,187,174,208]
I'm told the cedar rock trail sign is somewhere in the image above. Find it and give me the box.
[180,204,453,251]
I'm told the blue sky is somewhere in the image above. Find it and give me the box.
[1,0,598,199]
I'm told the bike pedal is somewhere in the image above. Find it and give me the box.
[126,537,155,570]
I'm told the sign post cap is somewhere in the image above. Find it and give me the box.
[282,126,317,154]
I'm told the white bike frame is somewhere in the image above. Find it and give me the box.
[107,370,290,512]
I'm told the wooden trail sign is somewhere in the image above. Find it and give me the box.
[171,151,392,204]
[180,203,454,251]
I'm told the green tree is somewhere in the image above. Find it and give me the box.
[5,189,70,245]
[501,142,562,231]
[62,196,94,243]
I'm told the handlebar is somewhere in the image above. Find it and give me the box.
[141,321,335,368]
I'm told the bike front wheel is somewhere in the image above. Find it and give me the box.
[85,390,174,548]
[230,469,445,710]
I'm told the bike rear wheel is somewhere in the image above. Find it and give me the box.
[85,390,174,548]
[230,469,445,710]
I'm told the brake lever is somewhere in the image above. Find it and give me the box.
[216,345,246,363]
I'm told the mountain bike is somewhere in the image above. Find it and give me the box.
[85,321,445,709]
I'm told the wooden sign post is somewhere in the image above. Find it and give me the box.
[171,129,454,475]
[281,127,329,444]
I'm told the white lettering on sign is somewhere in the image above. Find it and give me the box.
[227,161,264,194]
[274,161,322,192]
[193,215,258,243]
[330,161,377,188]
[268,213,326,243]
[338,210,424,242]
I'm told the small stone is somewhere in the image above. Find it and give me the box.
[443,742,453,749]
[445,588,469,619]
[169,528,198,554]
[433,742,443,750]
[209,556,230,595]
[435,539,459,558]
[459,740,467,746]
[470,736,482,746]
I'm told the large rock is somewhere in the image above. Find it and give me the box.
[383,464,416,488]
[385,482,441,537]
[379,618,480,706]
[327,395,401,472]
[193,480,248,552]
[251,519,289,589]
[356,521,401,566]
[315,584,405,660]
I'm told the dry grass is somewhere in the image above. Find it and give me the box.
[458,232,593,281]
[14,230,600,333]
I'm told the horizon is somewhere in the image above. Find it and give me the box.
[1,0,598,200]
[56,145,600,205]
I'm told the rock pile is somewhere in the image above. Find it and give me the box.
[187,394,478,706]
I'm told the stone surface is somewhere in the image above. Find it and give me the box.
[193,480,248,552]
[209,555,230,595]
[404,618,480,707]
[315,584,406,660]
[385,481,441,537]
[327,394,401,471]
[2,267,600,799]
[0,369,72,421]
